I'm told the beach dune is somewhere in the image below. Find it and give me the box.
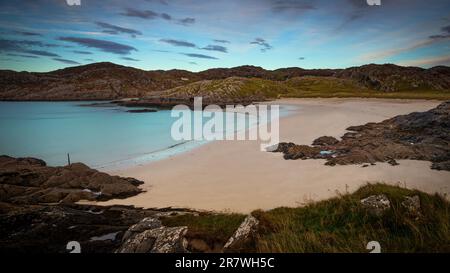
[98,98,450,213]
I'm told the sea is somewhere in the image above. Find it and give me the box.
[0,101,295,170]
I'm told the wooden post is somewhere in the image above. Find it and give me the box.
[67,153,71,166]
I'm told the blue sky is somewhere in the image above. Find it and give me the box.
[0,0,449,72]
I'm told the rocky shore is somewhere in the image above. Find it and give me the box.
[0,156,144,203]
[0,156,253,253]
[274,101,450,171]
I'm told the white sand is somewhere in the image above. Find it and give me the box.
[95,98,450,213]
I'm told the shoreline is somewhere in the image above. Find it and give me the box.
[88,98,449,213]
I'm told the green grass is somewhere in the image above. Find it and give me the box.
[238,76,450,100]
[161,213,246,250]
[161,184,450,253]
[255,183,450,253]
[168,76,450,100]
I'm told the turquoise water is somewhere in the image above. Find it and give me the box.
[0,101,294,170]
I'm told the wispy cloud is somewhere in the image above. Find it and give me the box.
[72,50,92,55]
[7,53,39,58]
[429,24,450,39]
[178,17,195,26]
[22,50,59,57]
[201,45,228,53]
[161,39,228,53]
[399,55,450,67]
[120,8,160,19]
[53,58,80,65]
[271,0,316,14]
[13,30,42,36]
[0,39,60,57]
[121,8,195,26]
[181,53,218,59]
[359,23,450,63]
[160,39,196,48]
[58,37,137,55]
[250,38,273,52]
[121,57,140,61]
[213,39,230,44]
[95,22,142,37]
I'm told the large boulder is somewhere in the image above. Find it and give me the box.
[122,217,162,242]
[360,195,391,216]
[117,223,188,253]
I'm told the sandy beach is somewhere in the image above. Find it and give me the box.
[96,98,450,213]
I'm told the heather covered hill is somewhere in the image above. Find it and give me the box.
[0,62,200,100]
[0,62,449,101]
[152,75,450,102]
[336,64,450,92]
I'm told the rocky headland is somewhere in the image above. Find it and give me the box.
[274,101,450,171]
[0,155,144,203]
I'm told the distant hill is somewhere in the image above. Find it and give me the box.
[335,64,450,92]
[0,62,449,101]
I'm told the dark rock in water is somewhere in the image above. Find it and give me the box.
[0,155,144,204]
[273,101,450,171]
[126,109,157,113]
[78,102,116,107]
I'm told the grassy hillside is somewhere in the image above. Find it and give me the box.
[156,76,450,101]
[162,183,450,253]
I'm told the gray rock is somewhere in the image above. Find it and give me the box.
[224,215,259,251]
[117,229,158,253]
[149,226,188,253]
[401,195,421,218]
[122,217,162,242]
[117,226,188,253]
[360,194,391,216]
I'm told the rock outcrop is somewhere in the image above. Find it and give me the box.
[360,195,391,216]
[0,201,195,253]
[223,215,259,252]
[401,195,422,219]
[0,155,205,253]
[117,217,188,253]
[274,101,450,171]
[0,155,144,204]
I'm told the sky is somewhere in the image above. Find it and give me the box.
[0,0,449,72]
